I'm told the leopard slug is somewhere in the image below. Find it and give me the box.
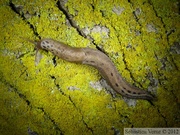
[29,38,155,100]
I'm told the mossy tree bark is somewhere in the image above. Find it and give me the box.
[0,0,179,134]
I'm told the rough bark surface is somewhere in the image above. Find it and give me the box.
[0,0,179,134]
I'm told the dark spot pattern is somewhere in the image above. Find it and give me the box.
[45,40,49,44]
[85,61,96,64]
[32,39,155,100]
[42,45,46,49]
[41,41,45,45]
[127,90,131,93]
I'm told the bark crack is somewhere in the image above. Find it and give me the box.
[149,0,179,71]
[121,52,144,88]
[50,75,94,134]
[68,96,94,134]
[0,76,64,134]
[37,107,64,135]
[56,0,105,54]
[56,0,87,38]
[1,77,31,106]
[9,0,41,39]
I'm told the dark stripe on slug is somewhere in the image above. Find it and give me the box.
[115,83,119,87]
[90,61,95,63]
[111,73,113,76]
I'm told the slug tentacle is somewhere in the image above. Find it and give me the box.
[21,37,43,65]
[27,38,155,100]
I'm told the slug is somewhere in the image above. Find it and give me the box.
[28,38,155,100]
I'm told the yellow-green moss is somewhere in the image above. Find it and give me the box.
[0,0,179,134]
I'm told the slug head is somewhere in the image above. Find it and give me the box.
[35,40,43,50]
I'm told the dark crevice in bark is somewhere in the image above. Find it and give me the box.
[37,107,64,135]
[56,0,106,54]
[9,0,41,39]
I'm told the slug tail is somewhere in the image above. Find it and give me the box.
[123,89,156,101]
